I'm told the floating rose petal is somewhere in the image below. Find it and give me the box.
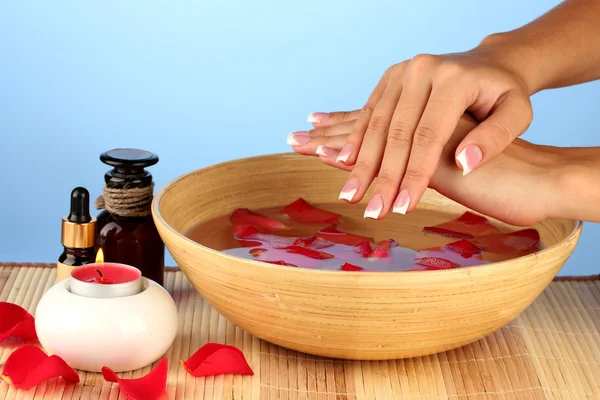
[377,239,398,247]
[285,246,334,260]
[340,262,364,271]
[353,241,373,257]
[280,198,340,224]
[1,345,79,390]
[249,248,267,257]
[181,343,254,377]
[316,227,373,246]
[445,240,481,259]
[102,357,167,400]
[422,211,498,239]
[263,260,298,267]
[249,234,298,249]
[472,229,541,254]
[230,209,289,232]
[238,240,263,248]
[293,236,335,250]
[0,302,37,343]
[232,224,261,238]
[415,257,461,270]
[372,240,392,258]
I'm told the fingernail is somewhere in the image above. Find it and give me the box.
[456,144,483,176]
[339,178,358,201]
[393,189,410,214]
[316,145,336,157]
[336,145,352,163]
[287,131,311,146]
[364,194,383,219]
[307,112,329,124]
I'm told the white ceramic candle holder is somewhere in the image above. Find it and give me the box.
[35,276,178,372]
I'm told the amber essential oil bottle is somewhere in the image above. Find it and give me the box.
[95,148,165,286]
[56,187,97,282]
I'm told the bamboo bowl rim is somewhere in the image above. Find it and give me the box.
[152,152,583,277]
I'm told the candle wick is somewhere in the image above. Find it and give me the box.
[96,269,103,278]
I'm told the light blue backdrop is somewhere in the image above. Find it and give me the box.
[1,1,598,275]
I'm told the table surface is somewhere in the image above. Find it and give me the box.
[1,263,600,400]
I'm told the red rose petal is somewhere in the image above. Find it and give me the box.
[353,241,373,257]
[285,246,334,259]
[316,227,373,246]
[102,357,167,400]
[445,240,481,259]
[0,302,37,343]
[372,240,392,258]
[472,229,541,253]
[293,236,335,250]
[238,240,263,248]
[181,343,254,377]
[231,209,289,232]
[249,248,267,257]
[422,211,498,239]
[263,260,298,267]
[249,234,298,249]
[340,262,364,271]
[232,224,261,238]
[415,257,461,270]
[280,198,340,224]
[1,345,79,390]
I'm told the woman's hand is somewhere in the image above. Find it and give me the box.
[291,114,566,227]
[289,50,533,220]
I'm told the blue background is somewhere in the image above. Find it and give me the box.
[1,1,598,275]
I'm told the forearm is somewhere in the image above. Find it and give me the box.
[548,146,600,223]
[475,0,600,94]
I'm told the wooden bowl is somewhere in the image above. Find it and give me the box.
[151,153,582,360]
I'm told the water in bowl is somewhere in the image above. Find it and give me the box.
[185,198,542,272]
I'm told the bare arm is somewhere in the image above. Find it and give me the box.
[478,0,600,94]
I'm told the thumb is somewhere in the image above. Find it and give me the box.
[455,92,533,175]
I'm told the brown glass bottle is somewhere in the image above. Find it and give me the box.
[95,149,165,286]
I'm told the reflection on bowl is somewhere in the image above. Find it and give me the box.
[152,153,581,360]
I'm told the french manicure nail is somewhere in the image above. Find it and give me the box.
[307,112,329,124]
[364,194,383,219]
[316,145,336,157]
[393,189,410,214]
[339,178,358,202]
[287,131,311,146]
[456,144,483,176]
[336,145,352,163]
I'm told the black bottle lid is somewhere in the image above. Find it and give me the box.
[100,148,159,188]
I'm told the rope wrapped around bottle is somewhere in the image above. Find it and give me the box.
[94,183,154,217]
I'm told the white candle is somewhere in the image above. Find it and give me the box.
[70,262,143,298]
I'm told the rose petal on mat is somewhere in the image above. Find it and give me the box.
[230,209,289,232]
[284,246,334,260]
[238,240,263,248]
[472,229,541,253]
[415,257,461,270]
[232,224,261,238]
[445,240,481,258]
[181,343,254,377]
[249,248,267,257]
[280,198,340,224]
[102,357,167,400]
[422,211,498,239]
[315,227,373,246]
[340,262,364,271]
[263,260,298,267]
[0,302,37,343]
[353,241,373,258]
[1,345,79,390]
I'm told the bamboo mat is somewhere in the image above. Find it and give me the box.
[1,265,600,400]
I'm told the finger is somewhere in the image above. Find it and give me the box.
[336,66,398,166]
[308,120,355,138]
[397,84,466,214]
[317,148,354,172]
[339,70,404,209]
[307,110,360,127]
[455,92,533,175]
[368,71,433,219]
[290,134,350,156]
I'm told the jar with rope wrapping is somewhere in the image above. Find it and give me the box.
[94,148,165,286]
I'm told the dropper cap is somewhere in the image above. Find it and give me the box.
[61,187,96,248]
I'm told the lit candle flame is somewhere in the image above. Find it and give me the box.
[96,248,104,264]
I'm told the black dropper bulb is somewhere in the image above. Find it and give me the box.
[67,187,92,224]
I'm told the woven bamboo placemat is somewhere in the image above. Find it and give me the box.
[1,264,599,400]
